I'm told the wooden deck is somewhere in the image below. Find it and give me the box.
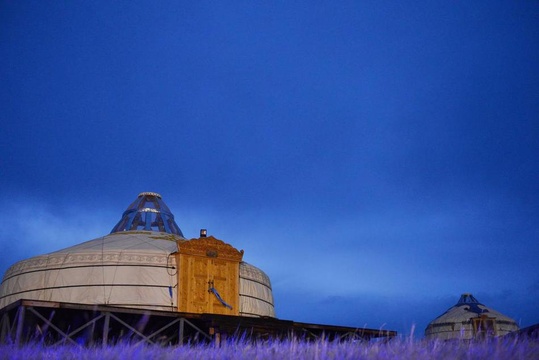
[0,299,397,346]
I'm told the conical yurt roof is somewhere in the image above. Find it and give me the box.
[0,193,275,317]
[425,293,519,340]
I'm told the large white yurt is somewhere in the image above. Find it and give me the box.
[425,293,518,340]
[0,192,275,318]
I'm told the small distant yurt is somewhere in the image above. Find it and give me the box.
[425,293,519,340]
[0,192,275,318]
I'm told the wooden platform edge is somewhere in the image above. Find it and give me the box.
[0,299,397,345]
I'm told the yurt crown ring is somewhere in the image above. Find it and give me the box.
[138,192,162,198]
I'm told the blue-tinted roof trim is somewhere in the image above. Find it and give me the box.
[457,293,488,315]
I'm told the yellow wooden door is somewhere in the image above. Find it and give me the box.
[176,236,243,315]
[178,254,210,314]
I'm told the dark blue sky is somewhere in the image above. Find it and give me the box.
[1,1,538,336]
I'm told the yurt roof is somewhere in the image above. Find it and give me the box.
[54,232,180,254]
[429,293,517,325]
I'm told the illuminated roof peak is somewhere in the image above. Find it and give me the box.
[110,192,184,237]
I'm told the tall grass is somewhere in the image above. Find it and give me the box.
[1,336,538,360]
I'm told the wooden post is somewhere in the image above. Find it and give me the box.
[209,326,221,347]
[1,313,11,344]
[102,312,110,347]
[179,318,185,345]
[15,306,25,347]
[214,332,221,348]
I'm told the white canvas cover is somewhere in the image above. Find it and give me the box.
[0,232,180,311]
[239,262,275,317]
[0,232,276,317]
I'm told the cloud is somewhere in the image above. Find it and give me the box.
[0,196,115,277]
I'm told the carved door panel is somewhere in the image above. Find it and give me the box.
[178,254,208,313]
[192,256,210,313]
[210,258,236,315]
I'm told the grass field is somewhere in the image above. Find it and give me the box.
[1,336,538,360]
